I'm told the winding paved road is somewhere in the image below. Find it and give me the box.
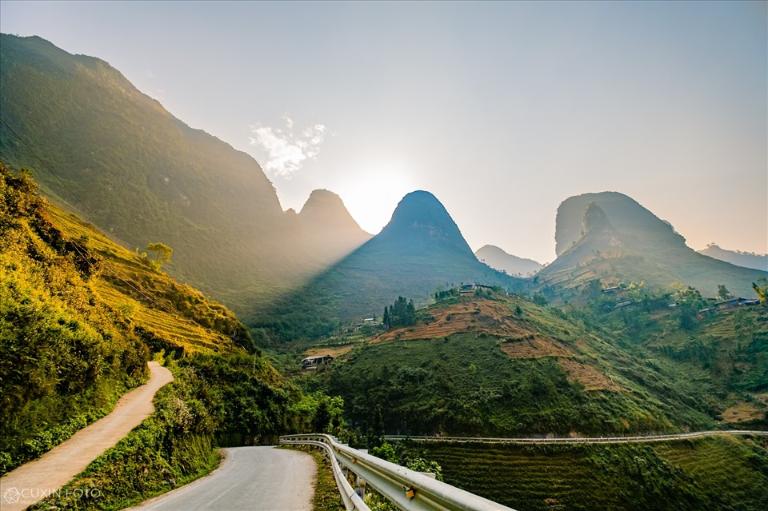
[0,362,173,511]
[132,446,316,511]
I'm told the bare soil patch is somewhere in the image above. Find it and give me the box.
[304,345,355,358]
[375,299,531,342]
[722,402,764,423]
[500,337,573,358]
[558,358,621,392]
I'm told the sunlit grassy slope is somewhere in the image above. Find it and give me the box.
[44,205,248,354]
[1,162,249,473]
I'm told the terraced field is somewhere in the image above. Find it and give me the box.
[46,204,245,353]
[402,436,768,510]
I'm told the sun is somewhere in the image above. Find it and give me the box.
[336,165,415,235]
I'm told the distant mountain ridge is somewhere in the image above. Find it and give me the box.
[539,192,767,297]
[698,244,767,272]
[254,190,524,341]
[475,245,543,276]
[0,34,367,317]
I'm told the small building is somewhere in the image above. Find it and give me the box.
[460,283,477,295]
[602,286,621,294]
[301,354,334,371]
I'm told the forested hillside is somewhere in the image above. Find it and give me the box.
[0,34,368,319]
[0,163,340,487]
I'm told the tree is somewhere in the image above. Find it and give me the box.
[717,284,732,301]
[384,297,417,329]
[753,279,768,304]
[145,242,173,270]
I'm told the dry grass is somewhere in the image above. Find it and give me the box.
[375,300,532,342]
[557,358,622,392]
[721,402,764,423]
[500,337,573,358]
[304,345,355,358]
[46,205,237,354]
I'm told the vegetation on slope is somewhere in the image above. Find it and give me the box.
[1,164,147,473]
[252,191,524,343]
[0,34,368,318]
[562,280,768,427]
[398,436,768,511]
[310,289,717,436]
[0,163,347,497]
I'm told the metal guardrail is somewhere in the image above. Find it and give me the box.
[383,430,768,445]
[286,438,370,511]
[280,434,516,511]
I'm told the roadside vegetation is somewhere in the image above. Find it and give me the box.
[1,165,349,510]
[397,436,768,511]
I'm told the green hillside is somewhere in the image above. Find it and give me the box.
[306,289,723,436]
[253,191,524,341]
[562,282,768,428]
[0,163,340,486]
[0,161,252,472]
[539,192,766,297]
[0,34,368,317]
[398,436,768,511]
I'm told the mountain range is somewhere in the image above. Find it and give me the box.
[699,244,767,272]
[475,245,543,276]
[254,190,524,341]
[0,34,368,318]
[538,192,767,297]
[2,34,764,333]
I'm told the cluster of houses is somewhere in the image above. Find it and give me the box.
[459,283,497,295]
[698,296,760,314]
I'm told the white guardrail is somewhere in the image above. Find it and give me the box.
[280,434,516,511]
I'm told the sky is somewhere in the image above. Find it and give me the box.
[1,1,766,262]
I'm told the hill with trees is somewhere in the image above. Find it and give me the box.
[305,287,741,437]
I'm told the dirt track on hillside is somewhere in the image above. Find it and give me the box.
[0,362,173,511]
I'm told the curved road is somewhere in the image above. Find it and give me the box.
[132,446,316,511]
[0,362,173,511]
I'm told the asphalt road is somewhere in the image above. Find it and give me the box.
[0,362,173,511]
[133,447,316,511]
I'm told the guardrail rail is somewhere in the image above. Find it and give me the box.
[280,433,516,511]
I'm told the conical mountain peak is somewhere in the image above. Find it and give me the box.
[376,190,474,258]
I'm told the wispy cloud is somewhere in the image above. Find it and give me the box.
[248,115,326,178]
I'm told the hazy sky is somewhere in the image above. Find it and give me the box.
[2,1,766,261]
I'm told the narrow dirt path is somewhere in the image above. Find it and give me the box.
[0,361,174,511]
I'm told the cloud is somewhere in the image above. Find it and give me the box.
[248,116,326,178]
